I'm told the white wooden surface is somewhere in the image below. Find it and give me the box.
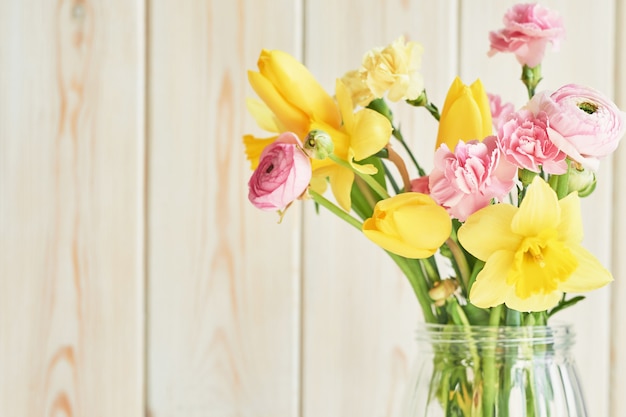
[0,1,623,416]
[0,0,145,416]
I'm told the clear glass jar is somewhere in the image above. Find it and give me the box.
[401,324,587,417]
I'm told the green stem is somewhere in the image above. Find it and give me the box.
[482,305,504,417]
[387,253,438,323]
[329,154,390,200]
[445,237,471,292]
[308,189,363,231]
[392,128,427,177]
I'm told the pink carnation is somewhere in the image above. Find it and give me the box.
[248,132,312,211]
[488,93,516,130]
[410,176,430,194]
[429,136,517,222]
[497,109,568,174]
[488,3,565,68]
[528,84,626,170]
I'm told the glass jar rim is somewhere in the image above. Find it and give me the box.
[415,321,575,348]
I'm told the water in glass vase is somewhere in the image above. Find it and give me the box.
[401,324,587,417]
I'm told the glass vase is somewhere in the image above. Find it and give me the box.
[401,323,587,417]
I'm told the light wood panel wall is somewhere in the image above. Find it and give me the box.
[0,0,623,416]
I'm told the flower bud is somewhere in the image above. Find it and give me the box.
[429,279,459,307]
[303,129,334,160]
[567,163,596,197]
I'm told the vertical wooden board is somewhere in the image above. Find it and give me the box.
[611,2,626,416]
[0,1,145,416]
[147,1,302,416]
[459,1,616,414]
[301,2,458,416]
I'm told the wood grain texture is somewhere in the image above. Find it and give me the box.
[301,2,458,416]
[147,1,303,416]
[611,1,626,415]
[0,0,145,416]
[460,1,615,415]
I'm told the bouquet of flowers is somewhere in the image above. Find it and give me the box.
[242,3,624,415]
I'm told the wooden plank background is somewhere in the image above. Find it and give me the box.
[0,0,623,416]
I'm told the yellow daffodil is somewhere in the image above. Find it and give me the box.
[363,193,452,259]
[435,77,492,150]
[458,176,612,311]
[308,80,392,210]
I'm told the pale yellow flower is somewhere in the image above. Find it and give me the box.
[458,176,612,312]
[343,36,424,107]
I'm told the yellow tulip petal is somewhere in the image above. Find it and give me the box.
[557,245,613,292]
[469,78,493,138]
[512,177,560,236]
[259,50,341,128]
[363,226,438,258]
[439,77,464,121]
[248,70,311,137]
[436,90,484,150]
[351,108,392,161]
[394,205,452,251]
[458,203,520,261]
[242,134,278,170]
[469,250,515,308]
[504,290,563,312]
[557,192,584,244]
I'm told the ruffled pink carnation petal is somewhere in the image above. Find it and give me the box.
[429,136,517,221]
[488,3,565,67]
[497,109,568,174]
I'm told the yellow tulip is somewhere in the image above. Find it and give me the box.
[435,77,492,150]
[248,49,341,138]
[363,193,452,259]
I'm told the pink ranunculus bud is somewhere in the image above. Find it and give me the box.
[488,3,565,68]
[527,84,626,171]
[497,109,568,174]
[248,132,312,211]
[410,176,430,194]
[429,136,517,222]
[488,93,516,130]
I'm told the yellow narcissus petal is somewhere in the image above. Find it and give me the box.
[363,193,451,259]
[504,290,563,312]
[558,245,613,292]
[457,203,520,260]
[469,250,515,308]
[312,163,354,211]
[246,98,284,133]
[556,192,584,243]
[512,176,560,236]
[435,77,492,150]
[243,134,278,170]
[351,108,392,161]
[257,50,341,128]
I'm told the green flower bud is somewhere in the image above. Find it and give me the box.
[303,129,334,160]
[567,163,596,197]
[519,168,538,187]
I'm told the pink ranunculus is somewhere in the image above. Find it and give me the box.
[488,3,565,68]
[488,93,515,130]
[248,132,312,211]
[497,109,568,174]
[410,176,430,194]
[429,136,517,222]
[527,84,626,170]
